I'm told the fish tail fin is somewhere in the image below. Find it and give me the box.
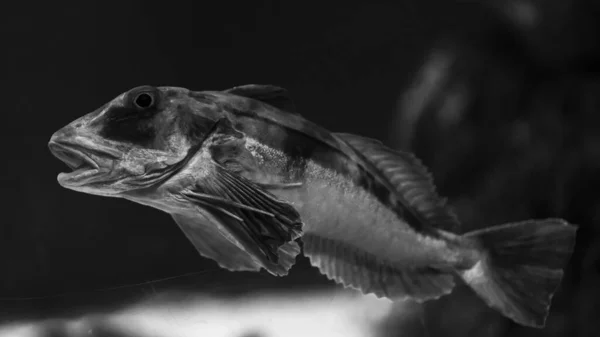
[458,218,577,328]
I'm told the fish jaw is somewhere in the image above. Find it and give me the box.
[48,124,124,196]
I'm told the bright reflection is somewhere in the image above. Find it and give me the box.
[105,289,395,337]
[1,288,403,337]
[0,323,43,337]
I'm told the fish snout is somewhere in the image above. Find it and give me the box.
[48,126,81,167]
[48,125,84,163]
[48,125,76,146]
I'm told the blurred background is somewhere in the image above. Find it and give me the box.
[2,1,599,336]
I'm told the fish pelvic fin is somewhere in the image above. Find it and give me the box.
[172,213,300,276]
[458,218,577,328]
[334,133,460,233]
[303,233,455,301]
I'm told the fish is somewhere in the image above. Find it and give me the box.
[48,84,577,328]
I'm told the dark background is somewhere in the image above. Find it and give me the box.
[2,1,600,336]
[2,0,468,300]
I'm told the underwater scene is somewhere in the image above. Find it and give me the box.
[2,1,599,337]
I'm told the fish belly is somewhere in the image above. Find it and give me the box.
[272,161,457,268]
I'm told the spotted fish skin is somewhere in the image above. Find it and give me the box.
[49,84,577,328]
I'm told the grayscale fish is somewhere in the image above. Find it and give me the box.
[48,84,577,328]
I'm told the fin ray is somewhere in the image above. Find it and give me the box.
[334,133,460,232]
[176,117,304,275]
[459,219,577,327]
[303,234,455,301]
[184,163,303,265]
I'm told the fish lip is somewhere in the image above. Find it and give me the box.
[48,140,108,186]
[48,141,99,171]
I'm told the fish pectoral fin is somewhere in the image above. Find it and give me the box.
[172,213,300,276]
[303,233,455,301]
[180,163,304,267]
[224,84,298,114]
[334,132,461,233]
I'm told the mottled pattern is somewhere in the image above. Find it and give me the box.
[212,91,435,237]
[176,102,215,142]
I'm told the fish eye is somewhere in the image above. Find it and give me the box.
[133,92,155,109]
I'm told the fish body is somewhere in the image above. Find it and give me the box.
[217,100,469,269]
[49,84,576,328]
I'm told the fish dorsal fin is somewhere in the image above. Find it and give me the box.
[334,133,460,232]
[224,84,297,114]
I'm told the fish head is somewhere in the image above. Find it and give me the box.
[48,85,224,197]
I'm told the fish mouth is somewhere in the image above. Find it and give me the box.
[48,141,103,186]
